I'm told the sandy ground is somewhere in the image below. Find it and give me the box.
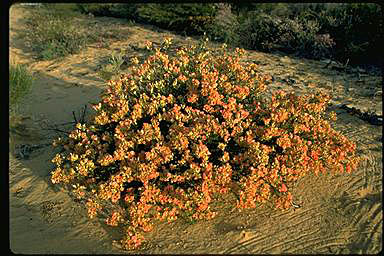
[9,4,382,254]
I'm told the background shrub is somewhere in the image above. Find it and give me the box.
[206,3,240,44]
[22,5,97,60]
[136,3,217,35]
[50,37,361,250]
[231,3,382,65]
[317,3,383,65]
[236,12,282,52]
[75,3,381,66]
[76,3,139,19]
[76,3,116,16]
[235,9,336,59]
[77,3,217,36]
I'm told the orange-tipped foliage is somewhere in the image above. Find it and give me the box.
[50,37,360,250]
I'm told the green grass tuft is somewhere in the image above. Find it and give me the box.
[9,63,33,110]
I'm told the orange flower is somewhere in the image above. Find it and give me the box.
[177,74,188,82]
[203,104,214,113]
[310,150,319,161]
[345,164,351,173]
[187,93,198,103]
[263,118,271,125]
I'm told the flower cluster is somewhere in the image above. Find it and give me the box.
[50,37,360,250]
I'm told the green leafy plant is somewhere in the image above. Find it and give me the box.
[236,13,282,52]
[50,37,361,250]
[97,50,126,81]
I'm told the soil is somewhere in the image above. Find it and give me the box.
[9,4,382,254]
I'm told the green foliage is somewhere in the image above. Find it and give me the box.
[236,13,282,52]
[76,3,116,16]
[317,3,383,65]
[50,37,360,250]
[41,3,82,14]
[229,3,381,64]
[78,3,217,36]
[97,50,126,81]
[235,11,335,59]
[76,3,139,20]
[75,3,381,66]
[125,3,217,35]
[9,63,33,110]
[206,3,241,44]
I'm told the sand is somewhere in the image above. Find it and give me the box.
[9,4,382,254]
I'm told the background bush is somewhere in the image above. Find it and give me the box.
[23,4,97,60]
[75,3,382,66]
[205,3,240,44]
[230,3,382,65]
[77,3,217,36]
[316,3,383,65]
[76,3,117,16]
[50,37,361,250]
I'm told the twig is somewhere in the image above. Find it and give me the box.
[72,111,78,124]
[39,120,71,135]
[41,125,71,135]
[38,105,89,136]
[53,121,77,126]
[291,201,301,209]
[81,105,87,123]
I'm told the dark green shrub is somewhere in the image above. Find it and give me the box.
[236,13,282,52]
[50,37,360,250]
[282,17,335,59]
[206,3,241,44]
[134,3,217,35]
[77,3,217,36]
[231,3,381,65]
[235,10,336,59]
[108,4,140,20]
[76,3,116,16]
[318,3,382,65]
[76,3,139,21]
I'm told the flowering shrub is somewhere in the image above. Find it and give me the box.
[50,37,361,250]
